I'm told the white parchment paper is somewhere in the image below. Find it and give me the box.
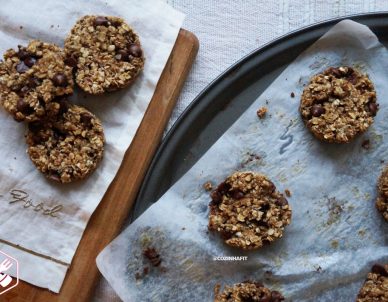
[0,0,184,293]
[97,20,388,301]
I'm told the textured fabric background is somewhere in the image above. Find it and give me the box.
[94,1,388,300]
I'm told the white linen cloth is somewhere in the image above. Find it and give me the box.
[91,0,388,300]
[0,0,184,293]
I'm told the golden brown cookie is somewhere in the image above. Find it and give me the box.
[356,264,388,302]
[64,15,144,94]
[377,165,388,221]
[214,281,285,302]
[300,66,378,143]
[26,103,104,183]
[0,40,74,122]
[208,172,292,250]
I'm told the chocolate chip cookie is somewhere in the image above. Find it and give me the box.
[356,264,388,302]
[208,172,292,250]
[26,103,104,183]
[377,165,388,221]
[214,281,285,302]
[64,15,144,94]
[300,66,378,143]
[0,40,74,122]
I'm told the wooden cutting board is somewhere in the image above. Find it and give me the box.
[3,29,199,302]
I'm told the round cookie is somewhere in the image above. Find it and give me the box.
[214,281,285,302]
[300,66,378,143]
[0,40,74,122]
[26,103,104,183]
[208,172,292,250]
[377,165,388,221]
[64,15,144,94]
[356,264,388,302]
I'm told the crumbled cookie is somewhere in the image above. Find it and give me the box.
[64,15,144,94]
[377,165,388,221]
[300,66,378,143]
[208,172,292,250]
[0,40,74,122]
[143,247,162,267]
[204,181,213,191]
[356,264,388,302]
[214,281,285,302]
[257,107,267,119]
[26,103,104,183]
[284,189,291,197]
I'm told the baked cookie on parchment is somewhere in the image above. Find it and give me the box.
[214,281,285,302]
[300,66,378,143]
[356,264,388,302]
[26,103,104,183]
[208,171,292,250]
[0,40,74,122]
[64,15,144,94]
[376,165,388,222]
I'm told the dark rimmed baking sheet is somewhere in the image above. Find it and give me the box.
[133,12,388,218]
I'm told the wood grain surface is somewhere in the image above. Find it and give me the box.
[3,29,199,302]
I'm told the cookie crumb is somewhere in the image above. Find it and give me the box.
[181,227,186,230]
[285,189,291,197]
[19,26,23,30]
[143,247,162,267]
[361,139,370,149]
[290,92,295,98]
[203,181,213,191]
[331,240,339,249]
[257,107,267,119]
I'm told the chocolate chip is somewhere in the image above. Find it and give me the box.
[57,98,70,114]
[219,230,233,240]
[64,56,78,68]
[368,102,378,116]
[270,291,285,302]
[371,264,388,277]
[16,61,29,73]
[268,181,276,193]
[28,77,41,88]
[210,190,222,204]
[328,67,342,78]
[52,73,68,87]
[231,190,244,200]
[128,44,142,57]
[28,121,43,132]
[19,86,30,96]
[116,49,130,61]
[217,182,231,195]
[276,197,288,206]
[253,282,264,288]
[258,292,271,302]
[53,127,66,140]
[48,172,61,182]
[32,132,49,144]
[17,46,29,60]
[311,104,325,117]
[80,112,93,127]
[24,56,36,67]
[17,98,33,114]
[94,16,109,26]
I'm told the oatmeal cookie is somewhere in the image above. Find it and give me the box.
[214,281,285,302]
[300,66,378,143]
[26,103,104,183]
[208,172,292,250]
[0,40,74,122]
[64,15,144,94]
[356,264,388,302]
[377,165,388,221]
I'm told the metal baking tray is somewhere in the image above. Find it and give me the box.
[133,12,388,218]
